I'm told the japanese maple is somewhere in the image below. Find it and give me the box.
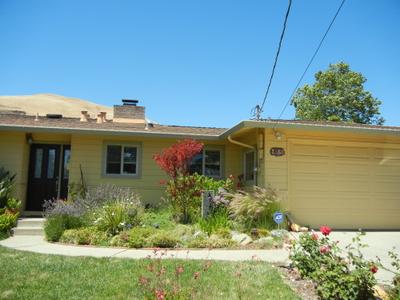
[153,139,203,179]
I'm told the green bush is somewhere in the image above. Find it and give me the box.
[148,230,179,248]
[187,234,236,249]
[214,227,231,239]
[228,186,281,230]
[94,200,143,235]
[195,174,234,193]
[290,228,377,300]
[0,213,18,233]
[140,209,175,230]
[6,198,21,212]
[44,215,83,242]
[198,209,231,235]
[127,227,156,248]
[163,173,234,224]
[110,231,130,247]
[60,227,109,245]
[0,168,16,208]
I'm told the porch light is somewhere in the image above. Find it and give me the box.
[26,133,33,144]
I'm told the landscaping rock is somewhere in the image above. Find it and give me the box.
[193,230,206,239]
[271,229,289,238]
[231,232,252,245]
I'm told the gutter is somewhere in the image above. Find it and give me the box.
[227,135,255,149]
[220,120,400,138]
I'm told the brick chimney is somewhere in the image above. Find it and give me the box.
[113,99,146,124]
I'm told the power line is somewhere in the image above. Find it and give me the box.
[276,0,346,120]
[256,0,292,118]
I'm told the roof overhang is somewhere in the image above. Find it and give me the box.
[220,120,400,138]
[0,124,221,140]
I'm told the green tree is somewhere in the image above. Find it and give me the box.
[291,62,384,125]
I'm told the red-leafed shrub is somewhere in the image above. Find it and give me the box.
[153,139,203,179]
[153,140,203,223]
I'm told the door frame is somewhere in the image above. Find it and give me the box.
[26,143,71,212]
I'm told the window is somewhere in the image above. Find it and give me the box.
[105,144,138,176]
[244,151,255,182]
[189,149,222,178]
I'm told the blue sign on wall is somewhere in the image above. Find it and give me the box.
[273,212,284,224]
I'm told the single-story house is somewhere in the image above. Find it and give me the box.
[1,100,399,229]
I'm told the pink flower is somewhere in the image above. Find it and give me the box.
[370,265,378,274]
[138,276,149,286]
[311,233,319,241]
[155,289,166,300]
[320,226,332,236]
[319,245,330,254]
[175,266,184,275]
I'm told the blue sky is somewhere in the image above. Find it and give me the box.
[0,0,399,128]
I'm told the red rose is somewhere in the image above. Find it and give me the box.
[320,226,332,236]
[319,245,330,254]
[370,265,378,274]
[311,233,319,241]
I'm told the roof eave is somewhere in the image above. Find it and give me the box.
[0,124,221,140]
[220,120,400,137]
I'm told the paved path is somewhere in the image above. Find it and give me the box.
[1,232,398,284]
[0,235,289,262]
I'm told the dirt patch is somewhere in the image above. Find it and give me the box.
[278,265,319,300]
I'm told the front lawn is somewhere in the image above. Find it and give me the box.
[0,246,299,299]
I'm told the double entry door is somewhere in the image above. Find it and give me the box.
[26,144,71,211]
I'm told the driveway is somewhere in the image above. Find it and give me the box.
[323,231,400,284]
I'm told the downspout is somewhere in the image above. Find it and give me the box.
[227,135,257,186]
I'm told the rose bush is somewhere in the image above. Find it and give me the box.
[290,226,377,300]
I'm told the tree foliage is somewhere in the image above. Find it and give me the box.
[291,62,384,125]
[153,139,203,179]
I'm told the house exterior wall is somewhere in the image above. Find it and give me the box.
[68,134,243,205]
[263,128,400,229]
[0,131,29,209]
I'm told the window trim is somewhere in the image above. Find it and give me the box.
[102,142,142,178]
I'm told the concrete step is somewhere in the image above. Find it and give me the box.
[13,226,44,236]
[17,218,45,227]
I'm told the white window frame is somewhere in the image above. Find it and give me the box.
[103,142,141,178]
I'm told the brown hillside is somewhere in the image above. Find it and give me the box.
[0,94,113,118]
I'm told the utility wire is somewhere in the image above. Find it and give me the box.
[276,0,346,120]
[257,0,292,117]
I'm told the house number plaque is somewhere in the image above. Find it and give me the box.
[270,147,285,157]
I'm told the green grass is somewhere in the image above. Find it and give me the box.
[0,246,299,300]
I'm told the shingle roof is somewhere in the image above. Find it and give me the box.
[260,119,400,131]
[1,113,400,139]
[0,113,226,138]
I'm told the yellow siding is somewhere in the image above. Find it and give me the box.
[262,128,400,229]
[0,131,29,209]
[69,134,243,205]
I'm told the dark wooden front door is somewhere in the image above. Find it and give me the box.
[26,144,70,211]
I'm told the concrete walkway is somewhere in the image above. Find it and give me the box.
[0,235,289,263]
[1,232,398,284]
